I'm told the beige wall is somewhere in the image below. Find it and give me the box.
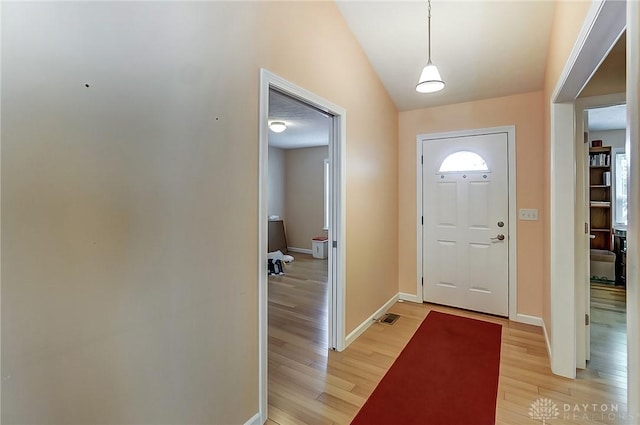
[399,91,545,317]
[265,3,398,333]
[285,146,328,250]
[580,32,626,98]
[261,1,399,333]
[268,146,286,219]
[1,2,398,424]
[541,0,592,339]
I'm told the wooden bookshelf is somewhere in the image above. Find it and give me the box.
[589,146,612,250]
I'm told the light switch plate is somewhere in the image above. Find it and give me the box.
[519,208,539,221]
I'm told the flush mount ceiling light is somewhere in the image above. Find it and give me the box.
[269,121,287,133]
[416,0,445,93]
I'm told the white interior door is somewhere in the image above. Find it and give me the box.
[422,133,509,316]
[582,112,591,364]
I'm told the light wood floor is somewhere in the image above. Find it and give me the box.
[578,283,627,391]
[268,256,630,425]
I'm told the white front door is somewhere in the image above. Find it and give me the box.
[421,132,509,316]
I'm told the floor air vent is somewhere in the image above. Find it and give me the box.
[378,313,400,325]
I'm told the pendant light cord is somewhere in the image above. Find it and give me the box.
[427,0,432,64]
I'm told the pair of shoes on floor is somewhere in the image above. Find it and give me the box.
[268,258,285,276]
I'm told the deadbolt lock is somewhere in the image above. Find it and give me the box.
[497,221,504,227]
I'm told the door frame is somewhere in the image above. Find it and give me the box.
[548,0,627,380]
[550,1,640,418]
[574,93,626,370]
[626,2,640,416]
[258,69,347,423]
[416,126,518,321]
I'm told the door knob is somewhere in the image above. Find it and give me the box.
[490,234,505,241]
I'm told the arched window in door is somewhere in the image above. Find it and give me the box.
[438,150,489,172]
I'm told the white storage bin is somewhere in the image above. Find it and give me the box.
[312,239,328,259]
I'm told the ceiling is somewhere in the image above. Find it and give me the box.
[268,89,331,149]
[336,1,556,111]
[269,1,557,134]
[266,3,624,142]
[588,104,627,131]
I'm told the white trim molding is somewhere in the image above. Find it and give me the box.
[515,314,543,327]
[553,0,626,103]
[287,247,313,255]
[416,126,517,321]
[550,103,578,378]
[542,318,553,363]
[626,0,640,417]
[345,293,399,347]
[243,413,261,425]
[415,140,425,304]
[399,292,422,303]
[258,69,270,425]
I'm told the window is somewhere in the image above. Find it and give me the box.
[324,159,330,230]
[438,151,489,172]
[614,149,628,226]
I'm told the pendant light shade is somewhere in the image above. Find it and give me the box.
[416,0,445,93]
[416,62,445,93]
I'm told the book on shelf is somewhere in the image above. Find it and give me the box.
[589,152,610,166]
[590,201,611,207]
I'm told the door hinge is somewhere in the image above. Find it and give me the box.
[332,240,337,248]
[585,314,590,326]
[421,216,424,225]
[585,222,589,234]
[421,155,423,164]
[421,277,424,287]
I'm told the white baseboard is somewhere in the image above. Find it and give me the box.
[542,318,552,362]
[243,412,261,425]
[399,292,422,303]
[345,293,399,347]
[287,247,312,255]
[515,313,543,327]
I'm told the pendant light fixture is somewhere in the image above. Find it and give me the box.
[416,0,445,93]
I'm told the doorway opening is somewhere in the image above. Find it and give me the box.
[266,86,332,419]
[577,101,628,387]
[258,69,346,423]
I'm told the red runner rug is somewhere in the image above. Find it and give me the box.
[351,311,502,425]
